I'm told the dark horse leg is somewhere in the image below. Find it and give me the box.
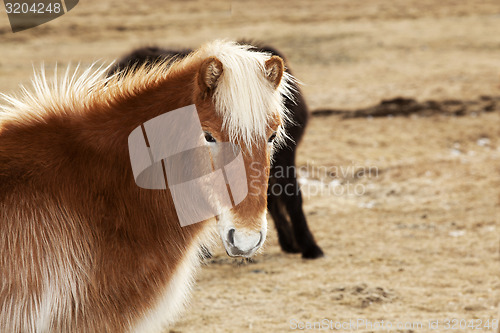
[109,42,324,259]
[269,146,324,259]
[267,178,300,253]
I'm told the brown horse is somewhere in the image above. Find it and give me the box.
[0,40,291,332]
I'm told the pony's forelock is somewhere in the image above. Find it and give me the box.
[197,40,294,149]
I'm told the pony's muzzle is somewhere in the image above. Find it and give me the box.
[225,229,265,257]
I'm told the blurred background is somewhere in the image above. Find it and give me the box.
[1,1,499,332]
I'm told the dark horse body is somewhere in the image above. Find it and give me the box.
[109,43,323,259]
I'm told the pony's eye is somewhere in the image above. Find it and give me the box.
[204,132,217,143]
[268,132,277,143]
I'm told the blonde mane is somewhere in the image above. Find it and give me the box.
[195,40,295,147]
[0,40,295,147]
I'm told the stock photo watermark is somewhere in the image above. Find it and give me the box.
[128,105,380,227]
[128,104,248,227]
[249,161,379,198]
[289,318,499,331]
[3,0,79,32]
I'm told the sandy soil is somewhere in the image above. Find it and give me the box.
[0,1,499,332]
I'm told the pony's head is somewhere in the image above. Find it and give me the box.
[191,41,293,257]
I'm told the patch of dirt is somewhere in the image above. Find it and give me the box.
[329,284,397,308]
[312,96,500,118]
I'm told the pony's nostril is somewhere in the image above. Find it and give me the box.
[257,231,264,247]
[227,228,235,246]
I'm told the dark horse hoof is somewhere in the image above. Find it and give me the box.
[301,245,324,259]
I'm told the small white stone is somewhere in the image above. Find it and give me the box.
[449,230,466,237]
[476,138,490,146]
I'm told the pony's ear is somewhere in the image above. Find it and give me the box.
[264,55,284,89]
[198,56,223,97]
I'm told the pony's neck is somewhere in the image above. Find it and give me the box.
[69,61,208,239]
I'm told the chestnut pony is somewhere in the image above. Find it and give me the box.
[0,40,292,332]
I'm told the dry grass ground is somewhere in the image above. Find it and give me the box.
[0,1,499,332]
